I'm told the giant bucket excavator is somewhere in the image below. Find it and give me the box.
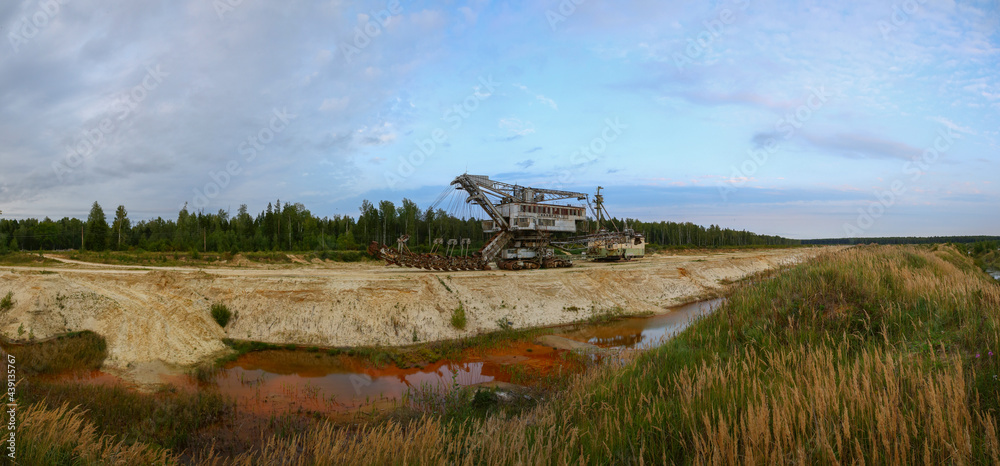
[367,174,645,271]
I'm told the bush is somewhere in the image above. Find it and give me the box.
[210,303,231,328]
[451,303,467,330]
[496,316,513,331]
[0,291,13,311]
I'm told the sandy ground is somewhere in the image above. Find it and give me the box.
[0,247,839,383]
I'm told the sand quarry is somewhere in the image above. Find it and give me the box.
[0,247,837,383]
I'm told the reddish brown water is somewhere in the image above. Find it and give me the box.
[194,340,572,414]
[187,298,724,414]
[52,299,722,416]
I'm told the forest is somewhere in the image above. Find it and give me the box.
[0,199,801,255]
[801,236,1000,245]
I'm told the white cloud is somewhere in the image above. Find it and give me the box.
[319,97,350,112]
[512,83,558,110]
[499,117,535,136]
[928,116,976,136]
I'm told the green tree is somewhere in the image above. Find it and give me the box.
[112,205,130,250]
[85,202,109,251]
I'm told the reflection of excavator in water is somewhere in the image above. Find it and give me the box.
[367,174,644,271]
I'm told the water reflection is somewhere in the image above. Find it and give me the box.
[211,354,505,413]
[167,298,726,414]
[204,342,565,414]
[564,298,724,350]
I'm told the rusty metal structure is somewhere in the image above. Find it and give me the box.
[368,174,645,271]
[554,186,646,261]
[369,174,589,271]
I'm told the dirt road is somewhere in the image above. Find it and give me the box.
[0,247,838,383]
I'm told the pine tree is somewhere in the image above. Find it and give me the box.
[112,205,130,250]
[85,202,110,251]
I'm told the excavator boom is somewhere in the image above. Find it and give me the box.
[369,174,612,271]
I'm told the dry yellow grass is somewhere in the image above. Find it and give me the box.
[18,402,174,465]
[16,245,1000,464]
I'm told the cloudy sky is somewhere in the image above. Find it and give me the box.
[1,0,997,239]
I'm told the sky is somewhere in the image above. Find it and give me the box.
[0,0,997,239]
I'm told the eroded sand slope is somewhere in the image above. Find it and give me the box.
[0,248,837,379]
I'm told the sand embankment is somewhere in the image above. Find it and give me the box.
[0,247,838,381]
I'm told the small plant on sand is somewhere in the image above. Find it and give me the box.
[210,303,231,328]
[496,316,513,331]
[437,276,453,293]
[450,303,467,330]
[0,291,13,311]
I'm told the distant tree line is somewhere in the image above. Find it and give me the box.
[801,236,1000,246]
[0,199,801,254]
[624,219,798,247]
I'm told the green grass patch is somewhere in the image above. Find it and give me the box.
[582,305,626,325]
[210,302,232,328]
[523,244,1000,463]
[0,252,58,265]
[0,291,12,311]
[2,330,106,375]
[437,276,453,293]
[450,303,466,330]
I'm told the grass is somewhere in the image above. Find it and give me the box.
[8,330,233,460]
[65,250,260,266]
[35,249,373,267]
[437,276,453,293]
[211,302,232,328]
[0,251,58,266]
[0,290,12,311]
[582,305,627,324]
[344,325,555,369]
[305,250,367,262]
[216,338,281,365]
[17,403,174,465]
[19,380,233,454]
[219,244,1000,464]
[18,244,1000,464]
[2,330,106,375]
[450,302,466,330]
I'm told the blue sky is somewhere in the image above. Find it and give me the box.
[0,0,997,238]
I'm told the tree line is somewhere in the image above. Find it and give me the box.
[801,236,1000,246]
[0,199,800,254]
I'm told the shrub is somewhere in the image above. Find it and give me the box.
[496,316,513,331]
[0,291,13,311]
[451,303,467,330]
[210,303,231,328]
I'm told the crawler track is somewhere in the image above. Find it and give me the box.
[367,241,490,271]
